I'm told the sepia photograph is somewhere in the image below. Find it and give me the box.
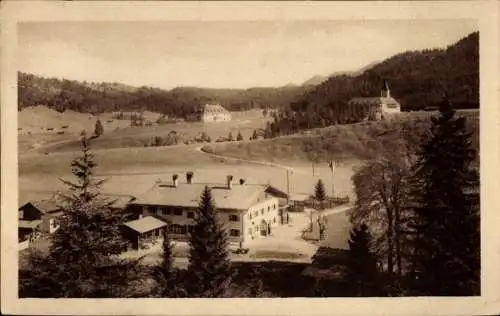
[1,1,499,315]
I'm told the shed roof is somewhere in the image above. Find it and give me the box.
[131,181,287,211]
[19,200,60,214]
[123,216,168,234]
[19,219,43,229]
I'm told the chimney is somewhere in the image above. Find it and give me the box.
[239,178,246,185]
[186,171,194,184]
[227,175,233,189]
[172,174,179,187]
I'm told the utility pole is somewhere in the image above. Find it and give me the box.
[329,159,340,198]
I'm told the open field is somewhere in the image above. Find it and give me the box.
[204,110,479,163]
[19,107,269,154]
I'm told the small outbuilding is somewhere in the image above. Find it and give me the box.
[122,216,168,249]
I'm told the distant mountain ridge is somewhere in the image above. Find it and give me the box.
[294,31,479,112]
[18,31,478,119]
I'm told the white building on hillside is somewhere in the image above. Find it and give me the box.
[348,80,401,120]
[201,104,231,122]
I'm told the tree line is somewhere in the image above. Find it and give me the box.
[346,98,479,296]
[262,32,479,138]
[18,72,309,118]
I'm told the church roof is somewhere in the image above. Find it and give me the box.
[202,104,230,114]
[348,97,400,106]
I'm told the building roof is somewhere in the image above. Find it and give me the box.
[123,216,168,234]
[202,104,230,114]
[19,219,43,229]
[131,181,287,211]
[20,199,60,214]
[348,97,400,106]
[102,194,136,209]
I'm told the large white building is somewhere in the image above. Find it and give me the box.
[347,80,401,120]
[122,173,289,249]
[200,104,232,122]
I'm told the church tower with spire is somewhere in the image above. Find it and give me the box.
[381,79,391,98]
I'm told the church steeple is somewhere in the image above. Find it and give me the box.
[382,79,391,98]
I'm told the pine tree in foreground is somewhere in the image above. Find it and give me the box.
[409,98,480,296]
[346,224,380,297]
[20,135,138,297]
[153,229,186,297]
[186,186,233,297]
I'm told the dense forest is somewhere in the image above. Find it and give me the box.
[18,73,310,119]
[263,32,479,138]
[19,32,478,126]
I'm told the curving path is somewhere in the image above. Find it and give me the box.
[194,145,314,176]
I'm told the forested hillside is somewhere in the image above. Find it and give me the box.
[261,32,479,137]
[18,73,309,119]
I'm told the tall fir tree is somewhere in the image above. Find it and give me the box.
[20,135,135,297]
[94,118,104,137]
[314,179,327,202]
[346,224,381,297]
[186,186,233,297]
[153,229,186,297]
[409,97,480,296]
[236,131,243,141]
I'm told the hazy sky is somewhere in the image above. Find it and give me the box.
[18,20,477,89]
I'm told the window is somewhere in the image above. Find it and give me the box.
[261,209,264,215]
[273,217,276,223]
[273,204,276,209]
[249,213,252,220]
[188,225,195,233]
[230,229,240,237]
[162,208,168,216]
[173,209,183,216]
[254,211,258,217]
[267,206,270,212]
[229,214,239,222]
[171,224,187,234]
[187,211,194,219]
[148,206,156,213]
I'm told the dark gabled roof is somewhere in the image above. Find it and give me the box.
[20,200,60,214]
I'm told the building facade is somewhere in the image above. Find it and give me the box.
[347,80,401,120]
[126,173,288,247]
[201,104,232,122]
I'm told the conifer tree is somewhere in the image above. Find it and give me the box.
[94,118,104,137]
[20,135,135,297]
[236,131,243,141]
[153,229,185,297]
[314,179,327,202]
[251,129,258,140]
[346,224,380,297]
[409,98,480,296]
[228,132,234,142]
[186,186,233,297]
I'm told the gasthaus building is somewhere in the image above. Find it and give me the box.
[122,172,289,249]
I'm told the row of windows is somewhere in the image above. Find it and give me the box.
[147,206,239,222]
[248,217,277,235]
[248,204,277,220]
[167,224,240,238]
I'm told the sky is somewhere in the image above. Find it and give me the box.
[18,20,478,89]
